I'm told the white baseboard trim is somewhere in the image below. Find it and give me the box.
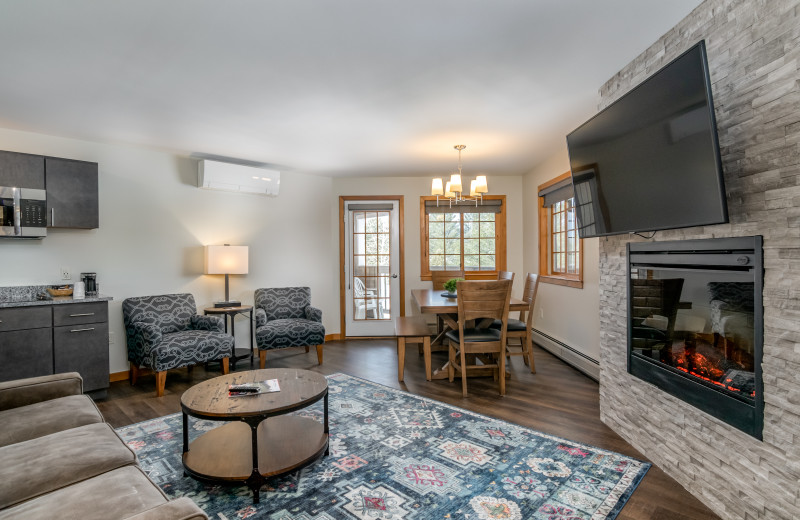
[532,329,600,381]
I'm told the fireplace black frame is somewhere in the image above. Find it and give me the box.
[627,236,763,439]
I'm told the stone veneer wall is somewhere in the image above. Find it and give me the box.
[597,1,800,519]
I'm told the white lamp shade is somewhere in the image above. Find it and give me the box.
[475,175,488,193]
[205,245,249,275]
[431,178,444,196]
[444,181,455,198]
[449,174,462,193]
[470,179,478,197]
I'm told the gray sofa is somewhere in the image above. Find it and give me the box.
[0,372,207,520]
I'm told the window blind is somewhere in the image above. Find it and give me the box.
[538,177,574,207]
[424,199,502,214]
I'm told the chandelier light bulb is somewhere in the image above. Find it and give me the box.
[431,178,444,196]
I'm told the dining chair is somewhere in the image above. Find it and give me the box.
[491,273,540,372]
[498,270,514,281]
[431,270,465,290]
[446,279,512,397]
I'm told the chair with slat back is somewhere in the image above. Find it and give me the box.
[446,279,512,396]
[491,273,540,372]
[431,270,464,290]
[498,271,514,282]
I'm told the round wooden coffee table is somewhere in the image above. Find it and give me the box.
[180,368,328,503]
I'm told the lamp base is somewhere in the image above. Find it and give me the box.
[214,300,242,308]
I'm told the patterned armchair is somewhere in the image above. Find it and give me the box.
[254,287,325,368]
[122,293,233,397]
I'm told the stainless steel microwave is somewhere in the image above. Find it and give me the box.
[0,186,47,238]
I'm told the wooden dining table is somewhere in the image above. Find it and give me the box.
[411,288,528,380]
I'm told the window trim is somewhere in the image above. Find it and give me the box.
[538,172,583,289]
[419,194,507,281]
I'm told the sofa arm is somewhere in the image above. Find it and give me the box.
[255,308,267,327]
[125,497,208,520]
[0,372,83,411]
[190,314,225,332]
[305,305,322,322]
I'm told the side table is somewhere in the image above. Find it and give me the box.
[203,305,254,370]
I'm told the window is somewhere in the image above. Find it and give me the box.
[538,172,583,288]
[420,195,506,280]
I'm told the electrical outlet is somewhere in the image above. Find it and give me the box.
[108,331,115,345]
[60,267,71,280]
[540,308,544,319]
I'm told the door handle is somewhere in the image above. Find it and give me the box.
[391,274,398,278]
[70,327,95,333]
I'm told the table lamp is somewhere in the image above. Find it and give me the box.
[205,244,249,308]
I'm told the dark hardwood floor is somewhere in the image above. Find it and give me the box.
[96,339,720,520]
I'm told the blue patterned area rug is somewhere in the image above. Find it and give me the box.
[116,373,649,520]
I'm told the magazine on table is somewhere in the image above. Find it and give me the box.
[228,379,281,397]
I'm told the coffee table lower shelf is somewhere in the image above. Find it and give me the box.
[182,415,328,503]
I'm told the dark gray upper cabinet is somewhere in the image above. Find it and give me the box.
[0,150,45,189]
[45,157,99,229]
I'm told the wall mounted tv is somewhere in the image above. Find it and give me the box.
[566,40,728,239]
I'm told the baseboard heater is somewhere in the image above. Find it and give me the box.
[532,329,600,381]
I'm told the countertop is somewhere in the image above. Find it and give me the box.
[0,294,113,308]
[0,285,112,308]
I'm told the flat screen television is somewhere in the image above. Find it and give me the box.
[566,40,728,238]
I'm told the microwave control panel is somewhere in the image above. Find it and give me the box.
[20,199,47,227]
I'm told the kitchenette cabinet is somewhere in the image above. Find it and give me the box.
[0,150,45,189]
[0,295,111,397]
[45,156,99,229]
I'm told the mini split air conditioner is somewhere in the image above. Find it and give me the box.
[197,160,280,196]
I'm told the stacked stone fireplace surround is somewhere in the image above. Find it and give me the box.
[597,1,800,519]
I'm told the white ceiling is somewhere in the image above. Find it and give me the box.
[0,0,701,178]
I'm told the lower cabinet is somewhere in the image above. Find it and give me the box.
[0,301,109,395]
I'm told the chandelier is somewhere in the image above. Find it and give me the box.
[431,145,488,206]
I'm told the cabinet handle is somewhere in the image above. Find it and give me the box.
[51,208,54,226]
[69,313,95,317]
[70,327,95,333]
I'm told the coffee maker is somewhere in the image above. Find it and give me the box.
[80,272,98,297]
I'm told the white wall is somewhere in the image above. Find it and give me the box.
[0,127,336,374]
[522,142,600,361]
[330,175,525,321]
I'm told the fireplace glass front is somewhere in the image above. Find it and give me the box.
[627,236,763,438]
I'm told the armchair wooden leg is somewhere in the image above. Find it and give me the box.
[259,350,267,369]
[305,345,310,353]
[222,357,230,374]
[130,363,139,386]
[155,371,166,397]
[187,364,194,374]
[316,344,323,365]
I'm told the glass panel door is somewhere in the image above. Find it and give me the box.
[345,200,400,336]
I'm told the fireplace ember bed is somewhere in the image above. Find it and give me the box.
[627,236,763,439]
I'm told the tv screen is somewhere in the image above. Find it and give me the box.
[566,41,728,238]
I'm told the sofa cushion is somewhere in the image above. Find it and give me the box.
[0,394,103,447]
[0,465,168,520]
[0,422,137,509]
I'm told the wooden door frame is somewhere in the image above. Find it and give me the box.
[339,195,405,339]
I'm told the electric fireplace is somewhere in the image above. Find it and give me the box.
[627,236,763,438]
